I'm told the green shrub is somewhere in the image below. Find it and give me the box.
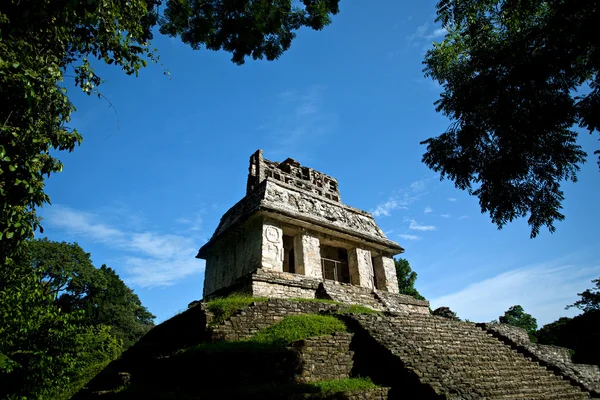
[205,295,267,327]
[250,315,347,346]
[336,304,380,315]
[309,377,379,393]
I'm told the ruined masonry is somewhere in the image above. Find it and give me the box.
[197,149,428,313]
[78,151,599,400]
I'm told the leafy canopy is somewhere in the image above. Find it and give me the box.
[498,305,538,339]
[566,277,600,313]
[0,0,340,268]
[422,0,599,238]
[394,258,426,301]
[0,239,155,398]
[27,238,156,348]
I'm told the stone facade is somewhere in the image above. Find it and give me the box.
[197,150,406,302]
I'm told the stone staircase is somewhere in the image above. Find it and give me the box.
[347,313,592,400]
[318,281,385,311]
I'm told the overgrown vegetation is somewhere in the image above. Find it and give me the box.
[0,239,154,399]
[190,314,347,354]
[336,304,380,315]
[309,377,379,394]
[422,0,599,238]
[1,3,340,395]
[228,377,380,397]
[205,295,267,327]
[394,258,426,300]
[249,314,347,346]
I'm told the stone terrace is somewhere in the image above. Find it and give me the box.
[78,298,599,399]
[347,313,592,399]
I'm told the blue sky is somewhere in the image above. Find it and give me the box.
[39,0,599,327]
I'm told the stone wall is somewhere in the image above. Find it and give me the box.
[203,217,263,297]
[290,388,391,400]
[209,298,340,342]
[374,291,429,315]
[319,281,384,311]
[480,322,600,395]
[251,269,319,299]
[290,332,354,383]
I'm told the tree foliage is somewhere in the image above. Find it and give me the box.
[498,305,538,340]
[1,3,338,395]
[0,0,340,267]
[537,279,600,366]
[0,239,154,398]
[27,238,155,348]
[566,277,600,313]
[394,258,426,301]
[422,0,599,238]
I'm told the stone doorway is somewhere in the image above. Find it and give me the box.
[283,235,295,273]
[320,244,350,283]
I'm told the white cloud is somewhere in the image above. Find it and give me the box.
[399,234,421,241]
[425,28,448,40]
[372,179,429,217]
[409,219,436,231]
[458,215,469,220]
[441,214,451,218]
[407,21,448,52]
[424,206,433,214]
[448,197,457,202]
[430,262,600,326]
[44,205,205,288]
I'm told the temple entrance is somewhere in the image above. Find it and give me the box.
[283,235,295,273]
[320,244,350,283]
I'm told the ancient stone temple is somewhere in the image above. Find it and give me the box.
[197,150,422,311]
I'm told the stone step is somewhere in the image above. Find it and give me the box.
[350,314,591,399]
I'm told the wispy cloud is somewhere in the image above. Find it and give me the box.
[424,206,433,214]
[399,234,421,241]
[407,21,448,52]
[259,85,337,156]
[458,215,469,220]
[372,179,430,217]
[448,197,457,202]
[430,262,600,326]
[441,214,451,218]
[44,205,205,288]
[409,219,436,231]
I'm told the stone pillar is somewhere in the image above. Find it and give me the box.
[348,248,374,290]
[372,255,399,293]
[261,221,283,271]
[293,232,323,279]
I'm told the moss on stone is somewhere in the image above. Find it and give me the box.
[250,314,347,346]
[309,377,379,393]
[288,297,340,305]
[336,304,381,315]
[205,295,267,327]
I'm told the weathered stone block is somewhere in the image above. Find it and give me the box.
[294,233,323,279]
[348,248,374,290]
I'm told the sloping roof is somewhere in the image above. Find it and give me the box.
[197,179,403,258]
